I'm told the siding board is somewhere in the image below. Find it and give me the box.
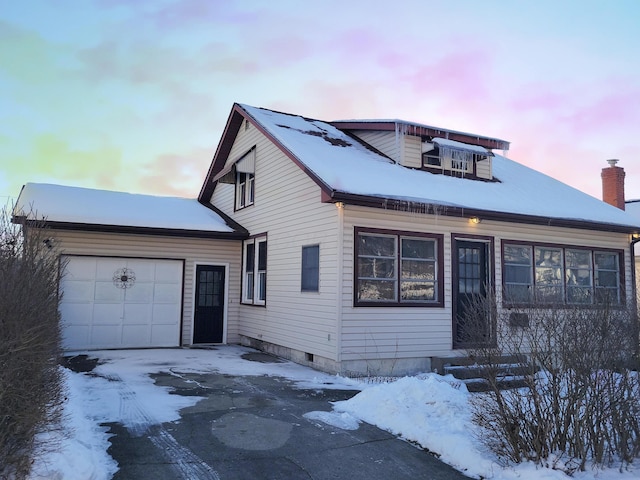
[210,124,341,360]
[340,204,634,361]
[49,230,241,346]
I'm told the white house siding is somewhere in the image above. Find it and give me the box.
[402,135,422,169]
[209,123,341,364]
[351,131,400,162]
[476,157,492,179]
[47,230,241,346]
[339,205,634,374]
[350,131,422,169]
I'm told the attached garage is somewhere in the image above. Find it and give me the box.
[59,256,184,350]
[14,183,247,351]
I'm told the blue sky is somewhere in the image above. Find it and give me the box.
[2,0,639,203]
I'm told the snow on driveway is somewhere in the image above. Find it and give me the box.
[29,346,640,480]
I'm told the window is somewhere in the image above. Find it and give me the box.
[449,150,470,172]
[503,244,533,303]
[534,246,563,303]
[595,252,621,303]
[502,242,622,305]
[242,236,267,305]
[236,172,254,209]
[566,249,593,304]
[355,228,442,306]
[301,245,320,292]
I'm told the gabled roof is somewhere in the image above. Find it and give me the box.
[201,104,639,233]
[15,183,247,239]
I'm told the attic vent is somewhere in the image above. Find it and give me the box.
[244,119,250,131]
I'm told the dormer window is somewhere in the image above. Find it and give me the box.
[422,137,493,180]
[449,150,471,173]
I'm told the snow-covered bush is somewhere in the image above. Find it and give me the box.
[0,205,65,479]
[462,293,640,474]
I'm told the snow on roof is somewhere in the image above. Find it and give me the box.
[330,118,510,149]
[431,137,490,155]
[240,104,639,230]
[625,200,640,225]
[15,183,235,233]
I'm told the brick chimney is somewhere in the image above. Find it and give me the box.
[601,159,625,210]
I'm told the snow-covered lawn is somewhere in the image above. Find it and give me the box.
[29,347,639,480]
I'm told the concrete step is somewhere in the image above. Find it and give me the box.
[433,354,537,392]
[444,363,535,380]
[463,376,531,393]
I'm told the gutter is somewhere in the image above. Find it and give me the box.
[323,190,638,234]
[13,218,249,240]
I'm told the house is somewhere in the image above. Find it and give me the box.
[624,200,640,298]
[13,185,247,349]
[14,103,640,376]
[600,159,640,299]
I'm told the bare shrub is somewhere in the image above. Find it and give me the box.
[463,293,640,474]
[0,205,65,479]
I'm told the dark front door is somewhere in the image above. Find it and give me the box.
[194,265,225,344]
[453,240,492,348]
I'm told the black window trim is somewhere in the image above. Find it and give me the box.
[501,239,625,307]
[301,244,320,293]
[354,227,444,307]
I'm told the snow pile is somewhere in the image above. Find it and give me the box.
[303,410,361,430]
[29,369,118,480]
[30,347,640,480]
[333,375,495,477]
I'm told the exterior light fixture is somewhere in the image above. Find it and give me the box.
[335,202,344,209]
[632,233,640,240]
[469,216,481,224]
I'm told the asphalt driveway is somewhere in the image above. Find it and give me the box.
[78,351,471,480]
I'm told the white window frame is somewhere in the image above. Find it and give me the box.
[242,236,267,305]
[236,172,255,209]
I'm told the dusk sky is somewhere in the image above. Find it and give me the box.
[2,0,639,205]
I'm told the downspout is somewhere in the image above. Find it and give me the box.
[336,202,345,367]
[630,235,640,356]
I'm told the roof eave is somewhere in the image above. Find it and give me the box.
[14,218,249,240]
[198,104,246,202]
[325,191,638,234]
[331,120,510,151]
[201,104,335,200]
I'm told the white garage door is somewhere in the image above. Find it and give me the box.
[59,256,183,350]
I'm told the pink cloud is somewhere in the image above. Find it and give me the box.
[562,89,640,134]
[401,49,493,105]
[510,89,567,112]
[137,149,211,197]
